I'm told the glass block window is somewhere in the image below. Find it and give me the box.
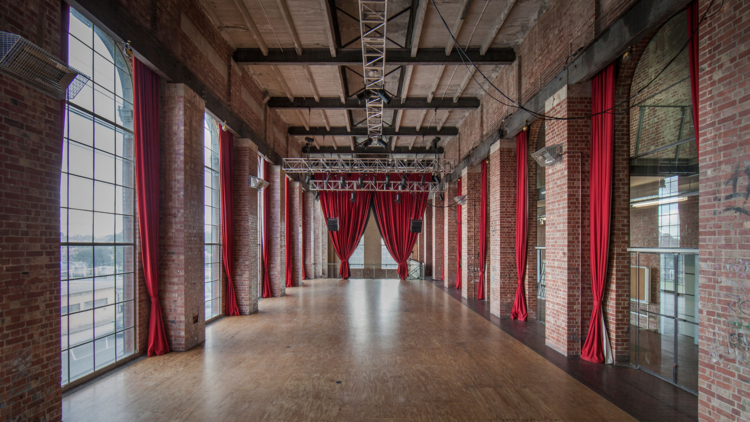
[61,8,135,386]
[204,114,222,320]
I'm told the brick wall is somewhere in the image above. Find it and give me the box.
[489,141,517,317]
[461,166,482,299]
[0,0,62,419]
[290,181,302,287]
[443,182,458,288]
[268,166,286,296]
[232,139,258,314]
[543,84,592,356]
[525,124,540,320]
[158,82,206,351]
[432,197,444,281]
[423,204,432,278]
[303,192,314,278]
[696,0,750,420]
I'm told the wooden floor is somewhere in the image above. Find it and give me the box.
[63,279,636,422]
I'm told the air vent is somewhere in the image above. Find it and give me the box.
[531,144,563,167]
[0,32,89,99]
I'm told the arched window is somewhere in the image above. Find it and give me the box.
[60,8,136,386]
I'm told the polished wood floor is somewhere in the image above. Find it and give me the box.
[63,279,636,421]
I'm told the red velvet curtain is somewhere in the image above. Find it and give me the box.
[285,177,294,287]
[261,160,273,298]
[455,179,462,289]
[219,129,239,316]
[301,189,306,280]
[477,160,488,299]
[132,58,169,356]
[372,174,428,280]
[510,130,528,320]
[582,63,616,364]
[318,174,372,279]
[687,1,700,160]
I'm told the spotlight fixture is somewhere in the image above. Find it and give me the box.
[399,176,408,190]
[362,137,374,148]
[376,137,388,148]
[385,174,391,186]
[432,174,441,184]
[420,174,425,184]
[395,193,401,204]
[339,174,346,189]
[439,193,444,202]
[325,173,331,183]
[304,136,314,143]
[430,137,441,150]
[313,191,319,200]
[622,45,634,60]
[358,176,364,188]
[221,120,227,131]
[123,40,133,59]
[374,89,391,105]
[350,192,356,203]
[355,90,368,104]
[305,173,312,184]
[522,120,528,132]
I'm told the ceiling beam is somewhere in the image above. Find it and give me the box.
[427,65,446,103]
[266,97,480,109]
[273,66,294,101]
[233,0,268,55]
[400,66,414,104]
[307,145,444,154]
[199,0,235,48]
[410,0,428,57]
[479,0,518,55]
[276,0,303,55]
[445,0,473,55]
[303,66,320,102]
[296,110,310,130]
[438,110,451,130]
[344,111,351,132]
[415,110,428,131]
[234,48,516,65]
[453,66,476,102]
[289,126,458,136]
[320,110,331,130]
[318,0,338,57]
[395,110,404,131]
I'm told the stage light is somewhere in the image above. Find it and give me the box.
[375,89,391,105]
[339,174,345,188]
[439,193,444,202]
[302,144,310,154]
[399,176,408,190]
[385,174,391,186]
[362,137,374,147]
[358,176,364,188]
[304,137,314,143]
[305,173,312,184]
[395,193,401,204]
[325,173,331,184]
[420,174,425,184]
[355,90,368,104]
[314,191,319,200]
[350,192,356,203]
[376,137,388,148]
[432,174,441,184]
[430,137,441,150]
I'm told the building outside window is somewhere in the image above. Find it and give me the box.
[60,8,136,385]
[204,114,222,320]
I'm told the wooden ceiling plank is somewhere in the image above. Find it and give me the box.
[415,109,428,131]
[427,65,446,103]
[401,65,413,104]
[304,66,321,102]
[410,0,428,57]
[479,0,518,55]
[274,66,295,101]
[445,0,473,55]
[275,0,303,55]
[453,66,476,102]
[318,0,338,57]
[233,0,268,55]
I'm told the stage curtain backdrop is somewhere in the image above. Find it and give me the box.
[687,0,700,160]
[510,130,528,320]
[581,62,615,364]
[219,129,240,316]
[477,160,488,299]
[318,174,373,279]
[372,174,428,280]
[285,177,294,287]
[261,160,273,298]
[132,57,169,356]
[456,178,462,289]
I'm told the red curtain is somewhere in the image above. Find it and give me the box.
[132,58,169,356]
[510,130,528,320]
[318,174,373,279]
[285,177,293,287]
[477,161,488,299]
[455,179,462,289]
[301,189,306,280]
[372,174,428,280]
[582,63,616,364]
[261,160,273,298]
[219,129,240,316]
[687,1,700,160]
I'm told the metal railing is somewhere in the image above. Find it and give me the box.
[307,260,424,280]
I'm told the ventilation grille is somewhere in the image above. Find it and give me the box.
[0,32,89,100]
[531,144,564,168]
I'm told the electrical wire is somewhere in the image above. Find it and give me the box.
[428,0,720,121]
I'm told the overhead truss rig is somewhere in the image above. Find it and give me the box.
[359,0,388,142]
[282,157,454,176]
[308,179,444,193]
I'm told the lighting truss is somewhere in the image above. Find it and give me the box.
[358,0,387,140]
[282,157,454,175]
[309,179,445,193]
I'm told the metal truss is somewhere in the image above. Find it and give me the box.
[309,179,445,193]
[282,157,454,175]
[359,0,387,140]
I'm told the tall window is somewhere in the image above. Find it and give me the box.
[257,154,265,298]
[350,236,365,268]
[381,238,397,268]
[204,114,221,320]
[61,8,135,385]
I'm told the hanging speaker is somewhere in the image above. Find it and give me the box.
[410,219,422,233]
[327,218,339,232]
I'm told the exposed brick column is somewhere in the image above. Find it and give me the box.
[268,166,286,297]
[544,84,591,356]
[423,204,432,278]
[159,82,206,351]
[303,192,314,279]
[290,181,302,286]
[525,124,540,320]
[443,181,458,288]
[697,0,750,419]
[432,197,444,281]
[489,140,517,317]
[321,206,329,277]
[314,203,323,278]
[232,138,259,314]
[461,165,482,299]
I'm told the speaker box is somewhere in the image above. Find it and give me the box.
[410,219,422,233]
[327,218,339,232]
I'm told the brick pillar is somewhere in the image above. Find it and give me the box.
[525,124,540,320]
[489,140,517,317]
[544,84,591,356]
[461,165,482,299]
[432,197,444,280]
[443,181,458,288]
[159,82,206,351]
[423,204,432,277]
[314,203,323,278]
[232,138,259,314]
[303,192,314,278]
[291,182,302,286]
[268,166,286,297]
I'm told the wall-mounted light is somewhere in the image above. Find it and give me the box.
[631,196,689,208]
[249,175,269,191]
